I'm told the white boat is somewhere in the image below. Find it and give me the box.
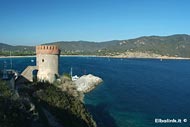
[72,75,79,81]
[70,67,79,81]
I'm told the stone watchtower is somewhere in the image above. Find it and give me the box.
[36,45,61,83]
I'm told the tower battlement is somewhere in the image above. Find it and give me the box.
[36,45,60,55]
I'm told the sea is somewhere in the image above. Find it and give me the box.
[1,56,190,127]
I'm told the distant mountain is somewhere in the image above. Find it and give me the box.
[0,43,12,49]
[1,34,190,57]
[44,40,120,55]
[108,34,190,57]
[45,34,190,57]
[0,43,35,56]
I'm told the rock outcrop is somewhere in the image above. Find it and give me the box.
[74,74,103,93]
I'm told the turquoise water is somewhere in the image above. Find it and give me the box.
[1,57,190,127]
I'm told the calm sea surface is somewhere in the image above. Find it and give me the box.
[1,57,190,127]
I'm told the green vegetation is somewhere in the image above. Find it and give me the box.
[0,43,35,56]
[62,73,72,80]
[0,80,12,97]
[0,78,96,127]
[32,82,96,127]
[0,80,31,127]
[0,51,35,56]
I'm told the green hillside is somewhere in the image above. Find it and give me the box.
[0,43,35,56]
[1,34,190,57]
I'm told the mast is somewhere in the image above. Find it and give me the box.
[10,51,13,69]
[2,60,8,79]
[70,67,73,77]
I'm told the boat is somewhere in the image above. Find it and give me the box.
[72,75,79,81]
[70,67,79,81]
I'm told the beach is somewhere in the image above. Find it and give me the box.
[0,54,190,60]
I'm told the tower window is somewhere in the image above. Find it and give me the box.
[42,59,44,62]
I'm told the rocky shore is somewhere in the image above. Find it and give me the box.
[74,74,103,93]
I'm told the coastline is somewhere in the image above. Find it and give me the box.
[108,56,190,60]
[0,55,36,58]
[0,54,190,60]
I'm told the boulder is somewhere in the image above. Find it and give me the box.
[74,74,103,93]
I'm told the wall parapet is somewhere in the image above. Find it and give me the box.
[36,45,61,55]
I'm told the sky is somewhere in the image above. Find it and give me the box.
[0,0,190,45]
